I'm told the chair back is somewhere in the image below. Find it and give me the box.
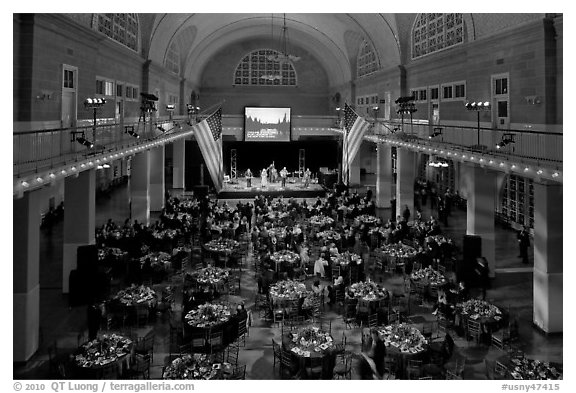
[368,313,378,328]
[230,364,246,380]
[495,361,509,377]
[446,370,462,380]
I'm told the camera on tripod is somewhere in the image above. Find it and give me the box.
[140,92,158,113]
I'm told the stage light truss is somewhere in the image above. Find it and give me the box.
[230,148,237,179]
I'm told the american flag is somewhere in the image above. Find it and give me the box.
[342,103,370,185]
[193,108,223,192]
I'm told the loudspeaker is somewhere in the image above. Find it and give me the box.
[77,244,98,273]
[463,235,482,261]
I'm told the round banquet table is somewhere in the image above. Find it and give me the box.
[185,267,229,294]
[455,299,507,340]
[379,244,420,269]
[377,324,429,379]
[108,285,158,321]
[203,239,239,267]
[269,280,308,309]
[346,281,390,316]
[183,303,240,352]
[282,327,337,379]
[269,250,300,273]
[72,333,134,379]
[163,353,234,380]
[355,214,379,227]
[409,268,448,298]
[493,353,563,380]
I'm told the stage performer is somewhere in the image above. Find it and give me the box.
[280,167,288,188]
[261,168,268,188]
[268,162,277,183]
[303,168,312,188]
[246,168,253,188]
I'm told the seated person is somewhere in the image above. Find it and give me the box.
[311,279,323,295]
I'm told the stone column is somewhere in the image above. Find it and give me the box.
[533,182,562,333]
[130,150,150,225]
[396,148,416,219]
[150,145,165,212]
[376,144,393,208]
[14,189,42,362]
[172,138,186,190]
[62,169,96,294]
[464,164,496,278]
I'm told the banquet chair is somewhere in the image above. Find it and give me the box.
[230,364,246,380]
[213,350,225,363]
[178,343,191,356]
[272,339,282,370]
[207,330,224,353]
[135,332,155,361]
[124,353,151,379]
[406,359,424,379]
[190,333,207,353]
[135,305,149,327]
[331,265,341,280]
[305,356,324,379]
[367,313,378,328]
[236,316,248,346]
[494,360,509,379]
[279,347,297,379]
[383,356,398,380]
[333,351,352,380]
[466,319,482,346]
[445,370,462,380]
[99,362,119,380]
[227,344,240,366]
[273,309,285,327]
[421,322,433,341]
[438,264,446,275]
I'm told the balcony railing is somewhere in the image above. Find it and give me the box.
[368,120,562,167]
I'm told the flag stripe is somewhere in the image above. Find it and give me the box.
[342,103,369,185]
[193,108,223,192]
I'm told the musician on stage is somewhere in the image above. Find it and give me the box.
[280,167,288,188]
[246,168,253,188]
[268,162,277,183]
[261,168,268,188]
[303,168,311,188]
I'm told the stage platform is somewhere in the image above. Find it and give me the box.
[217,177,327,199]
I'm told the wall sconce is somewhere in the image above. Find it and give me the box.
[36,90,54,100]
[524,95,541,105]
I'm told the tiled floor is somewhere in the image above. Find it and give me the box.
[14,179,562,380]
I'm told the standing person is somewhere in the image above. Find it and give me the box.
[280,167,288,188]
[87,301,102,340]
[261,168,268,188]
[245,168,253,188]
[517,226,530,264]
[402,204,411,222]
[304,168,311,188]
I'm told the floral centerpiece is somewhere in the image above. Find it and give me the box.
[139,251,172,270]
[316,229,341,241]
[411,267,447,286]
[509,356,563,380]
[98,247,127,261]
[187,267,229,285]
[270,250,300,265]
[356,214,378,226]
[185,303,232,328]
[290,326,333,355]
[75,333,132,368]
[348,281,389,301]
[204,239,239,254]
[266,211,289,221]
[333,252,362,267]
[163,353,221,380]
[114,285,157,307]
[152,229,179,240]
[458,299,502,320]
[268,226,288,238]
[269,280,307,301]
[381,243,419,259]
[428,235,454,247]
[309,215,334,227]
[378,323,428,353]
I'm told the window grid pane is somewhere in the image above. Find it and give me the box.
[233,49,297,86]
[412,13,464,59]
[96,13,138,51]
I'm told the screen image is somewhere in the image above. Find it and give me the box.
[244,107,291,142]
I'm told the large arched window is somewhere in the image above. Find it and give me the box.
[412,13,464,59]
[165,41,180,75]
[357,40,378,78]
[233,49,297,86]
[93,13,139,52]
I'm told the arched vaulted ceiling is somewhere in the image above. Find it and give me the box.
[147,13,401,87]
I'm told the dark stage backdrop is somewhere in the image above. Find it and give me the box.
[223,140,339,177]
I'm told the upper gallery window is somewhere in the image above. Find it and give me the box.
[233,49,297,86]
[412,13,464,59]
[94,13,139,52]
[357,40,378,78]
[165,41,180,75]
